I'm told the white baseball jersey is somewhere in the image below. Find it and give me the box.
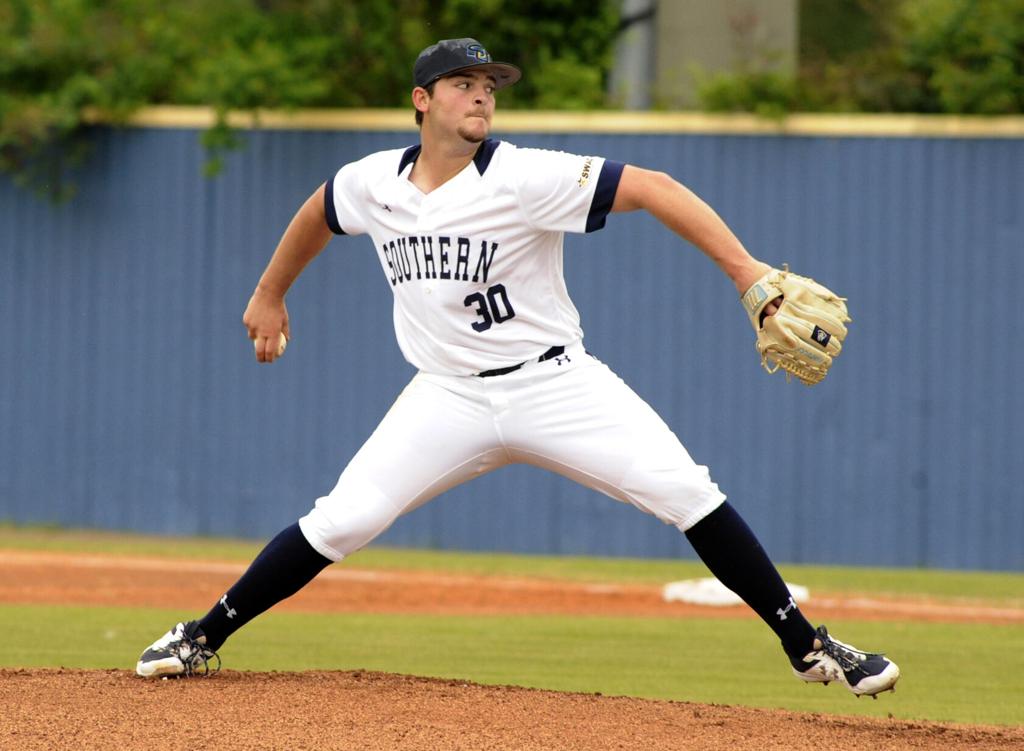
[325,139,624,375]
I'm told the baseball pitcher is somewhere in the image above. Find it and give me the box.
[136,38,897,698]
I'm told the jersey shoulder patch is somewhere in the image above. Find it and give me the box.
[502,145,609,233]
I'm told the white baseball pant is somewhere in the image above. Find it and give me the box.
[298,341,726,560]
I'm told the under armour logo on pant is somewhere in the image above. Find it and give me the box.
[554,355,571,366]
[777,595,797,621]
[220,594,237,619]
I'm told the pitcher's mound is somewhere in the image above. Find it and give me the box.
[2,668,1022,751]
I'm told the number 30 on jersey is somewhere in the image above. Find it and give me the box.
[464,284,516,332]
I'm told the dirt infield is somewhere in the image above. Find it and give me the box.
[2,668,1023,751]
[2,549,1022,623]
[2,549,1023,750]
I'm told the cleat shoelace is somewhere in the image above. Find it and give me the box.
[177,632,221,677]
[817,633,883,681]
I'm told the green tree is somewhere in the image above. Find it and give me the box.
[0,0,619,198]
[903,0,1024,114]
[696,0,1024,116]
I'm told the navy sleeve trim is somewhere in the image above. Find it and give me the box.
[324,177,345,235]
[585,159,625,233]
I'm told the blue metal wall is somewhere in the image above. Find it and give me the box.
[1,124,1021,570]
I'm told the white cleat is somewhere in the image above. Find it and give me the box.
[136,621,220,678]
[790,625,900,697]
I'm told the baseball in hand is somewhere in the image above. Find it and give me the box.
[254,332,288,358]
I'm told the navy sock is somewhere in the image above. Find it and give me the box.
[685,502,816,659]
[198,523,331,651]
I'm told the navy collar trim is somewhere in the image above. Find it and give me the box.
[472,139,499,174]
[397,139,500,176]
[397,144,421,175]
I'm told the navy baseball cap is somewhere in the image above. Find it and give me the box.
[413,38,521,90]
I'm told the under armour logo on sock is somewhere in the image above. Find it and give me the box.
[220,594,237,619]
[554,355,571,366]
[777,596,797,621]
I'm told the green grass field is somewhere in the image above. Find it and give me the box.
[1,525,1022,727]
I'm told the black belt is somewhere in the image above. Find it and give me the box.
[476,345,565,377]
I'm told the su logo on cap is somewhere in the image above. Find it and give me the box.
[466,44,491,62]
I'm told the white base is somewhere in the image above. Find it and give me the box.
[662,577,810,607]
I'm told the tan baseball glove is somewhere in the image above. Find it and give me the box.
[740,266,850,385]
